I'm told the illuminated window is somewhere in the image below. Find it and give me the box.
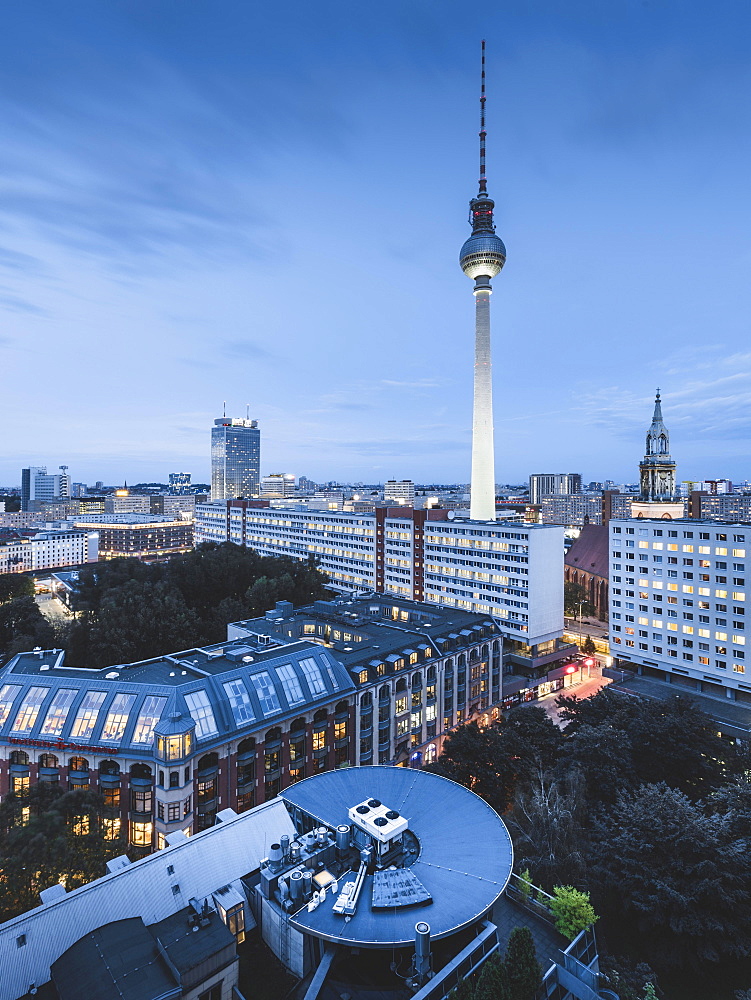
[71,815,90,836]
[184,690,217,739]
[130,820,153,846]
[0,684,22,728]
[334,719,347,740]
[11,687,49,734]
[132,695,168,745]
[103,817,121,840]
[70,691,107,741]
[101,693,137,742]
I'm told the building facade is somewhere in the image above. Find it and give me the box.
[0,528,98,575]
[383,479,415,505]
[195,501,565,648]
[56,514,193,561]
[689,492,751,522]
[529,473,582,505]
[0,596,502,854]
[21,467,71,511]
[211,417,260,500]
[609,517,751,700]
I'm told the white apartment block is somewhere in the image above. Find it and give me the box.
[609,518,751,698]
[196,501,564,646]
[383,479,415,505]
[0,529,98,574]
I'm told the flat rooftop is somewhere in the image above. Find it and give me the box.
[281,766,513,948]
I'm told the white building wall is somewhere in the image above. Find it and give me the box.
[609,518,749,694]
[195,506,564,647]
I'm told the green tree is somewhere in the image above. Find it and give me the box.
[0,783,127,921]
[549,886,598,940]
[508,769,588,891]
[564,582,595,619]
[499,706,564,778]
[0,595,55,656]
[557,724,636,805]
[427,721,515,815]
[0,574,35,603]
[556,688,739,798]
[581,634,596,656]
[590,783,751,970]
[475,954,510,1000]
[598,956,662,1000]
[85,580,203,667]
[504,926,542,1000]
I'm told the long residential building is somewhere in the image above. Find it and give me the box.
[0,528,99,574]
[688,491,751,522]
[196,500,565,647]
[609,518,751,701]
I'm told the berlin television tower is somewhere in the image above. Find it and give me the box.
[459,40,506,521]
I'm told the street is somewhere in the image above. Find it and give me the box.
[534,670,613,727]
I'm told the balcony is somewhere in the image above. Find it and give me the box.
[506,639,580,676]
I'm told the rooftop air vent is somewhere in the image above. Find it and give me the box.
[169,671,175,676]
[181,670,187,675]
[385,810,400,820]
[356,805,370,815]
[367,799,381,808]
[374,817,388,827]
[39,665,49,671]
[105,671,120,679]
[243,655,254,663]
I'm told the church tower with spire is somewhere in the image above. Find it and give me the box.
[639,390,676,501]
[632,390,684,519]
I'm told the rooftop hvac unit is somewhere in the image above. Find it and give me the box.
[348,798,409,844]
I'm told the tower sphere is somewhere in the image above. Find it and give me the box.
[459,231,506,279]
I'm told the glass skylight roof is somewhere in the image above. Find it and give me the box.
[184,689,218,739]
[223,678,254,726]
[40,688,77,737]
[250,672,281,716]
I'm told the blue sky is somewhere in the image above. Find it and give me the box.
[2,0,750,487]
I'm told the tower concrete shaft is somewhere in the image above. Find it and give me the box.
[470,277,496,520]
[460,41,505,522]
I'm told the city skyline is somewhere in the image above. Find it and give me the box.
[2,1,751,485]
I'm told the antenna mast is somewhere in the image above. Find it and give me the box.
[479,39,487,195]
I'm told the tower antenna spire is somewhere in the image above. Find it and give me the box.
[479,39,487,195]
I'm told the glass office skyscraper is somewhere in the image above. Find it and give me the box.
[211,417,260,500]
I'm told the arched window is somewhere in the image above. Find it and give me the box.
[395,677,407,692]
[238,736,256,754]
[481,644,489,658]
[9,750,29,766]
[360,691,372,709]
[39,753,58,768]
[313,708,327,724]
[197,753,218,773]
[379,684,390,700]
[265,727,282,744]
[458,654,466,668]
[445,657,454,671]
[129,762,152,780]
[411,673,422,689]
[426,665,436,682]
[69,756,89,772]
[99,759,119,775]
[335,700,348,715]
[492,640,500,654]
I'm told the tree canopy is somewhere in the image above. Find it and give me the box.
[63,542,330,667]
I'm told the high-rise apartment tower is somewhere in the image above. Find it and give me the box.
[211,417,260,500]
[459,41,506,521]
